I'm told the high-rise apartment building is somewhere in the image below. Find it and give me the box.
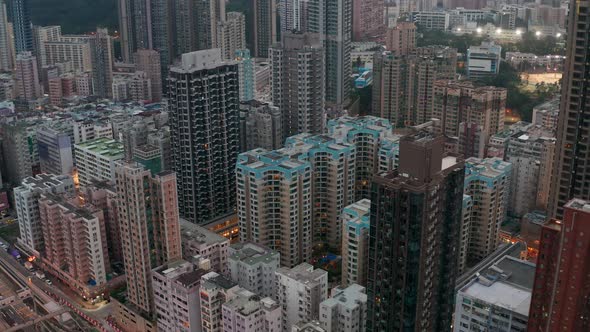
[12,0,33,53]
[115,163,182,317]
[168,49,240,224]
[308,0,352,107]
[118,0,153,62]
[80,181,122,264]
[319,284,367,332]
[372,46,458,127]
[528,199,590,331]
[327,116,401,200]
[433,80,506,143]
[252,0,277,58]
[549,1,590,218]
[134,49,162,102]
[216,12,246,60]
[236,148,313,268]
[459,195,473,274]
[276,263,328,330]
[270,32,325,139]
[14,174,75,255]
[1,123,33,186]
[366,131,465,331]
[506,127,556,217]
[228,242,280,299]
[463,157,512,267]
[39,193,110,299]
[89,28,113,98]
[0,0,13,71]
[15,51,41,103]
[235,49,255,101]
[341,199,371,287]
[239,100,282,152]
[385,22,416,56]
[352,0,384,41]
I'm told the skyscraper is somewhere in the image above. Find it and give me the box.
[235,49,255,102]
[308,0,352,107]
[366,131,465,331]
[528,199,590,331]
[89,28,113,98]
[549,1,590,218]
[352,0,384,41]
[168,49,240,224]
[134,49,162,101]
[385,22,416,56]
[118,0,152,62]
[12,0,33,53]
[115,163,182,317]
[0,0,13,71]
[216,12,246,60]
[270,32,325,139]
[151,0,174,67]
[252,0,277,58]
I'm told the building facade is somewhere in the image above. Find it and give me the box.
[276,263,328,331]
[528,199,590,331]
[239,100,282,152]
[319,284,367,332]
[270,33,325,139]
[366,131,465,331]
[341,199,371,287]
[74,138,124,185]
[228,242,279,299]
[168,49,240,224]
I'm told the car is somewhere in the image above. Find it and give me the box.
[45,279,52,285]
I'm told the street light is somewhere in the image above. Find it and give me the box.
[556,33,562,38]
[476,27,482,34]
[535,31,542,37]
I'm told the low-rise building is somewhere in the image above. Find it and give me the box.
[222,292,282,332]
[453,255,534,332]
[200,272,241,332]
[180,218,230,275]
[319,284,367,332]
[276,263,328,330]
[228,242,279,299]
[467,41,502,79]
[74,138,124,185]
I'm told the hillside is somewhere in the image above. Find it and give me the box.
[30,0,117,34]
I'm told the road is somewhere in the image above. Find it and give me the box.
[0,245,114,331]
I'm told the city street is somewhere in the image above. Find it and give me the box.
[0,238,114,331]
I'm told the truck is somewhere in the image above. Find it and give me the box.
[35,271,46,279]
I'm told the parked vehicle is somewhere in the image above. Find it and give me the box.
[35,271,46,279]
[24,262,33,270]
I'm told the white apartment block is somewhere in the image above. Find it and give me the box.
[180,218,230,275]
[73,120,113,144]
[200,272,242,332]
[276,263,328,331]
[74,138,125,185]
[153,259,211,332]
[222,292,282,332]
[454,255,534,332]
[228,243,280,299]
[319,284,367,332]
[341,199,371,287]
[44,37,92,72]
[14,174,75,255]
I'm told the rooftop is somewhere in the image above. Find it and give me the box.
[20,174,72,191]
[75,138,124,159]
[465,157,511,182]
[180,218,229,245]
[460,256,535,316]
[277,263,327,286]
[321,284,367,310]
[229,243,279,266]
[565,198,590,213]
